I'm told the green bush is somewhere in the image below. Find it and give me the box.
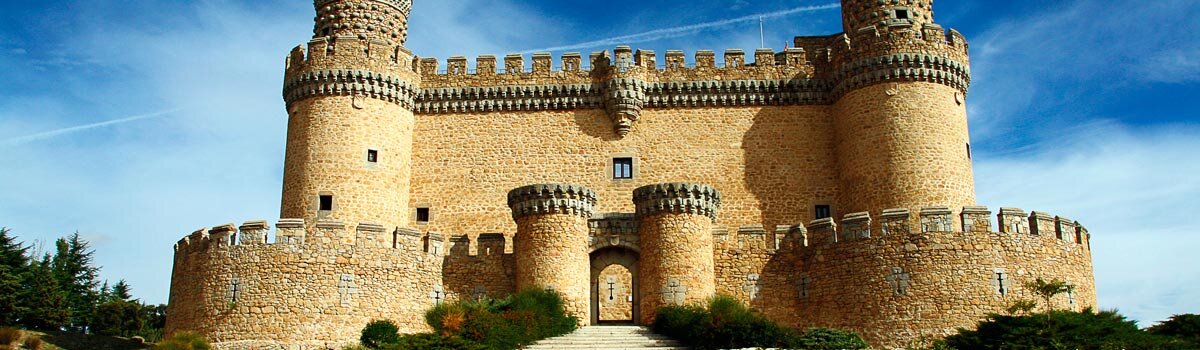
[360,320,401,349]
[155,332,211,350]
[653,295,867,350]
[943,308,1189,350]
[382,333,487,350]
[1148,314,1200,346]
[363,289,578,350]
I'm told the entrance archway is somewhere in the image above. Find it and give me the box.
[590,247,639,325]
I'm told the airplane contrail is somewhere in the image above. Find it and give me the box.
[3,108,183,146]
[518,3,841,54]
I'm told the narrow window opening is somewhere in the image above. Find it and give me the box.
[895,9,910,20]
[815,205,832,220]
[613,158,634,179]
[367,149,379,163]
[416,208,430,223]
[966,143,972,159]
[319,195,333,211]
[321,28,331,36]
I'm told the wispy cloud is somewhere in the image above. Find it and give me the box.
[976,121,1200,325]
[2,108,181,146]
[517,3,840,54]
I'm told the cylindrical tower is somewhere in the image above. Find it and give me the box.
[314,0,413,45]
[280,0,419,231]
[833,0,974,217]
[841,0,935,33]
[507,184,597,324]
[633,183,720,325]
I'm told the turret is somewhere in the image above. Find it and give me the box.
[279,0,421,235]
[507,184,597,324]
[313,0,412,45]
[831,0,974,219]
[841,0,934,33]
[633,183,721,324]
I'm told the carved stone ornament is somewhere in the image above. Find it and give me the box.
[603,77,647,138]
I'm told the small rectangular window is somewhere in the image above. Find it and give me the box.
[815,205,832,220]
[966,143,972,159]
[367,149,379,163]
[416,208,430,223]
[319,195,333,211]
[613,158,633,179]
[895,9,910,20]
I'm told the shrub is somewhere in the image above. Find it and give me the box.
[414,288,578,350]
[653,295,867,350]
[383,333,487,350]
[21,335,42,350]
[360,320,400,349]
[0,327,20,348]
[943,308,1189,350]
[155,332,211,350]
[1148,314,1200,346]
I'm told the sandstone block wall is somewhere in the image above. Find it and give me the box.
[165,220,443,350]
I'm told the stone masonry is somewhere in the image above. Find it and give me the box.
[165,0,1098,349]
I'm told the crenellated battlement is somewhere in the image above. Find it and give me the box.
[775,205,1092,251]
[172,219,441,258]
[282,35,420,108]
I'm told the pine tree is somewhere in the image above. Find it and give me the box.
[112,279,133,302]
[0,227,29,325]
[51,233,100,332]
[20,255,70,330]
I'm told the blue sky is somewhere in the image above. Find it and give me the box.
[1,0,1197,327]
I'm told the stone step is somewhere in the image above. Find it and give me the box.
[526,326,684,350]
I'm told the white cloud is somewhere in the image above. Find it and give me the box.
[975,122,1200,325]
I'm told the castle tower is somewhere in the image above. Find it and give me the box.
[280,0,419,231]
[633,183,720,325]
[832,0,975,217]
[507,184,597,324]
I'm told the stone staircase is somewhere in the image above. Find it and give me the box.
[524,325,687,350]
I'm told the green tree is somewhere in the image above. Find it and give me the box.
[1025,278,1073,311]
[143,303,168,330]
[20,255,70,330]
[0,227,30,326]
[943,308,1187,350]
[111,279,133,301]
[51,233,100,332]
[1148,314,1200,346]
[92,300,146,336]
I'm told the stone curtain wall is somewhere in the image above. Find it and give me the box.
[165,220,443,350]
[410,105,836,238]
[790,207,1095,349]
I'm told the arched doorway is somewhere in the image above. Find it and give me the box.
[590,246,639,325]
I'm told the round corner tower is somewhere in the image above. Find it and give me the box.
[633,183,720,325]
[832,0,975,216]
[280,0,420,231]
[507,184,597,324]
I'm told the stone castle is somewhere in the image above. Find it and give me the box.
[164,0,1097,348]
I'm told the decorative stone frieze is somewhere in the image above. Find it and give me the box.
[831,53,970,99]
[283,69,418,109]
[507,184,597,220]
[632,183,721,221]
